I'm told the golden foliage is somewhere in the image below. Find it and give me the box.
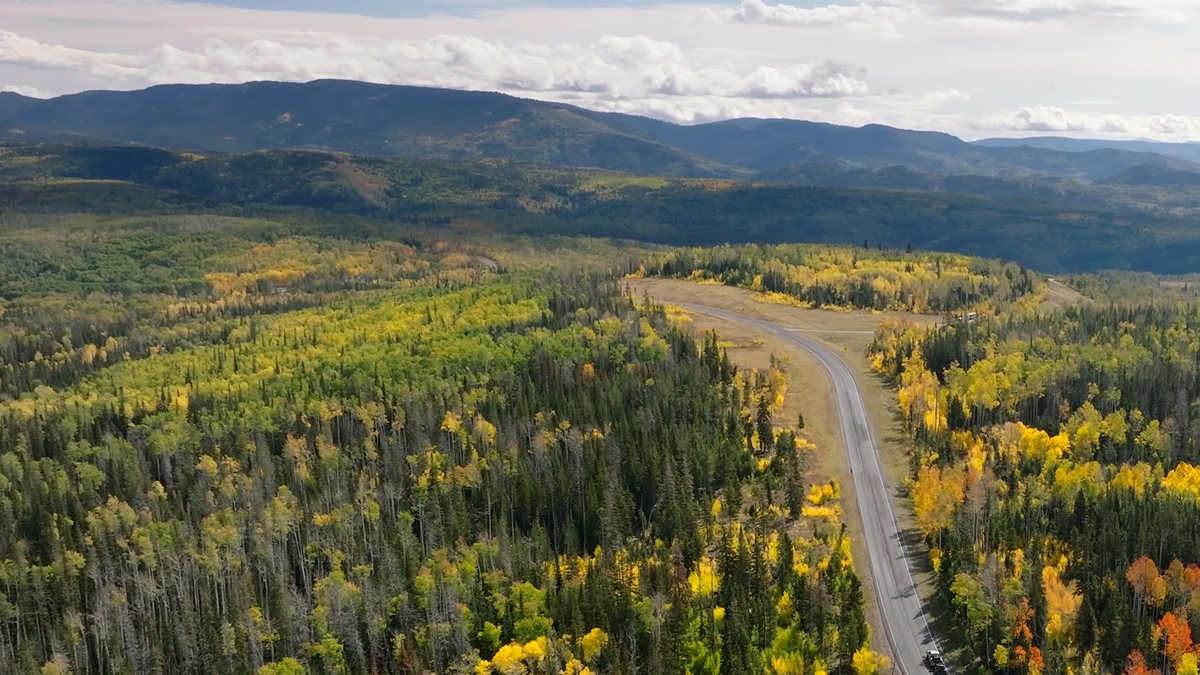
[1042,566,1083,643]
[1162,463,1200,505]
[852,648,891,675]
[912,464,965,538]
[1110,463,1154,498]
[1178,653,1198,675]
[580,628,608,663]
[689,557,719,596]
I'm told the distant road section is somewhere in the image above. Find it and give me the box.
[677,303,938,675]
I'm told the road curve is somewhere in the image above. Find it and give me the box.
[677,303,937,675]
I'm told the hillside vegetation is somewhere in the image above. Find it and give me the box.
[16,76,1200,675]
[0,218,898,674]
[10,162,1200,675]
[10,144,1200,274]
[1095,165,1200,188]
[756,164,1200,217]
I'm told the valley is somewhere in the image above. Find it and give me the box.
[3,77,1200,675]
[8,140,1200,275]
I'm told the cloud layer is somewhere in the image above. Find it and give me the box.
[975,106,1200,138]
[0,84,52,98]
[710,0,1199,28]
[703,0,902,33]
[913,0,1195,24]
[0,0,1198,140]
[0,29,868,107]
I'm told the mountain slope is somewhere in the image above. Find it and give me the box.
[0,91,38,120]
[618,116,1200,179]
[611,117,964,170]
[3,80,1199,181]
[1095,164,1200,187]
[755,162,1200,219]
[756,163,1086,199]
[0,80,735,177]
[976,136,1200,164]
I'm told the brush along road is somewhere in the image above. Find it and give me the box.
[677,303,938,675]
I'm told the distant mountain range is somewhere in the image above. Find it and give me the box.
[8,80,1200,275]
[4,80,1200,182]
[8,143,1200,274]
[974,136,1200,165]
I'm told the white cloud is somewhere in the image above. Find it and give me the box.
[702,0,1200,29]
[0,29,870,103]
[701,0,903,33]
[0,0,1197,141]
[896,88,972,108]
[0,84,53,98]
[908,0,1197,24]
[973,106,1200,139]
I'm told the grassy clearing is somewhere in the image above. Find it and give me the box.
[1041,278,1094,310]
[576,173,671,195]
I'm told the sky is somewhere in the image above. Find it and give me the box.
[2,0,1200,141]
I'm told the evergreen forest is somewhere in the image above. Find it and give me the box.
[0,218,885,675]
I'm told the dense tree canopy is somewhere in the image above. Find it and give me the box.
[870,300,1200,674]
[654,244,1200,674]
[0,220,882,674]
[638,243,1041,313]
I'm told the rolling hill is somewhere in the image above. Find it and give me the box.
[755,163,1086,199]
[8,143,1200,274]
[3,80,1199,181]
[0,81,734,178]
[606,115,1187,178]
[1094,164,1200,188]
[755,162,1200,218]
[975,136,1200,165]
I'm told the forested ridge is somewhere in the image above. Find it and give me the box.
[0,218,885,675]
[11,143,1200,275]
[5,80,1200,181]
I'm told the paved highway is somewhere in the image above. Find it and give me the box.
[678,303,938,675]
